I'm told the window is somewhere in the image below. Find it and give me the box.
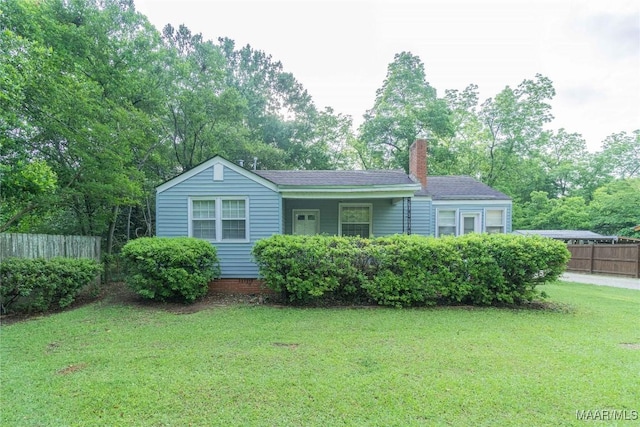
[190,197,248,241]
[437,210,456,236]
[339,204,372,237]
[192,200,216,239]
[222,199,246,240]
[485,209,505,234]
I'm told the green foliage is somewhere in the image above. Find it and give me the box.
[251,235,370,303]
[252,234,570,307]
[589,178,640,237]
[121,237,220,303]
[357,51,453,171]
[595,130,640,179]
[0,257,102,314]
[513,191,590,230]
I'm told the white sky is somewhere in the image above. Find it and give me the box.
[135,0,639,152]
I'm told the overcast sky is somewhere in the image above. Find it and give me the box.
[135,0,639,152]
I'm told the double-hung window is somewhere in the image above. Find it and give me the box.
[437,210,457,236]
[221,199,247,240]
[339,203,372,238]
[190,197,248,241]
[191,200,216,239]
[485,209,505,234]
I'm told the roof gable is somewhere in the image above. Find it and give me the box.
[156,156,278,194]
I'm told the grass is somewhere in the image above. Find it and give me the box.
[1,282,639,426]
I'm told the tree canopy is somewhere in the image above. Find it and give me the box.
[1,0,637,246]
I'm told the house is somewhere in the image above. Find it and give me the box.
[156,140,512,279]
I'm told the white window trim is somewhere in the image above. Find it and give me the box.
[436,208,458,237]
[188,196,250,242]
[338,203,373,237]
[292,209,320,235]
[460,211,482,235]
[484,208,506,234]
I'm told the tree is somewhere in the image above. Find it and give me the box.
[478,74,555,199]
[162,24,252,171]
[1,0,166,254]
[438,84,485,177]
[357,52,453,171]
[217,37,335,170]
[589,178,640,237]
[513,191,590,231]
[595,130,640,179]
[540,129,590,197]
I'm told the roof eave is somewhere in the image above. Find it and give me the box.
[279,184,421,199]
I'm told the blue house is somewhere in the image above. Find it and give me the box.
[156,140,512,278]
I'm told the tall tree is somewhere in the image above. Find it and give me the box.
[540,129,590,197]
[595,130,640,179]
[439,84,485,176]
[1,0,166,252]
[161,24,252,171]
[357,52,453,171]
[589,178,640,237]
[217,37,334,170]
[478,74,556,199]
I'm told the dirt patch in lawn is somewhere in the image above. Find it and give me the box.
[620,343,640,350]
[0,282,270,325]
[57,363,88,375]
[99,282,270,314]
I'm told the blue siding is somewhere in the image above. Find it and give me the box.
[410,198,432,236]
[156,165,281,278]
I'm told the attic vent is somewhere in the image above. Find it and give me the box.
[213,163,224,181]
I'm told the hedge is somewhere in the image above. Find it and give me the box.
[121,237,221,303]
[0,257,103,314]
[252,233,570,307]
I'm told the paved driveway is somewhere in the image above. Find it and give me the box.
[560,272,640,290]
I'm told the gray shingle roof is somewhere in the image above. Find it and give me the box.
[254,170,416,186]
[418,176,511,200]
[253,170,510,200]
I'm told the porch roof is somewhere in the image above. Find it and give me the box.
[254,169,421,199]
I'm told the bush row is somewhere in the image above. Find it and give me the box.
[252,233,570,307]
[0,257,103,314]
[121,237,220,303]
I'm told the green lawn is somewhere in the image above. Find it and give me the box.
[1,282,639,426]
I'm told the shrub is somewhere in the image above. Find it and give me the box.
[252,235,370,303]
[482,233,570,303]
[121,237,220,303]
[0,257,103,314]
[363,235,463,307]
[252,233,571,307]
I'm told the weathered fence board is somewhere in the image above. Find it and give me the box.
[567,244,640,278]
[0,233,101,261]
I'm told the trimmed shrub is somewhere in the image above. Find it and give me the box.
[121,237,220,303]
[0,257,103,314]
[252,233,571,307]
[363,235,463,307]
[252,235,370,303]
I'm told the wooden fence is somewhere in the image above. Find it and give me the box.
[0,233,101,261]
[567,244,640,278]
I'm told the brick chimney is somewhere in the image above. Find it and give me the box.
[409,139,427,189]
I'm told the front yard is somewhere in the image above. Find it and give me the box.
[1,281,639,426]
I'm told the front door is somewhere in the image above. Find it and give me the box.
[461,213,480,235]
[293,210,320,235]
